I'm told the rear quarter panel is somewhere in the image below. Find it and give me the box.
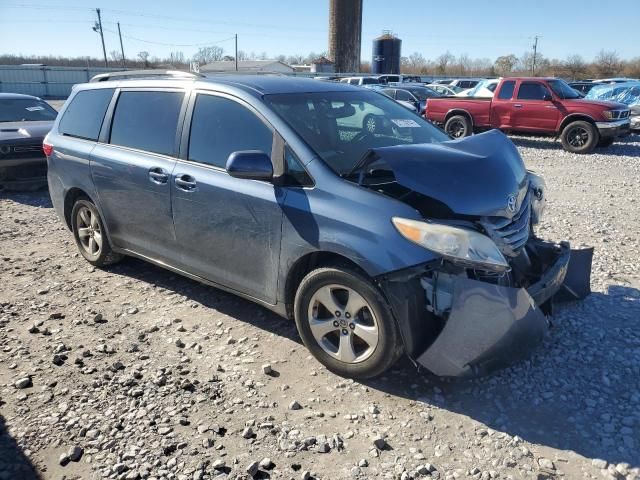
[426,97,492,126]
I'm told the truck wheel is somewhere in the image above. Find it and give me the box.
[597,137,615,148]
[444,115,472,138]
[71,198,123,267]
[560,121,599,154]
[294,266,403,379]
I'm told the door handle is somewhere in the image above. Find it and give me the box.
[513,104,523,108]
[148,167,169,184]
[175,174,197,191]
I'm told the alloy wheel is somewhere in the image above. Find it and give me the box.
[567,126,590,147]
[307,284,379,364]
[448,120,466,138]
[76,206,102,257]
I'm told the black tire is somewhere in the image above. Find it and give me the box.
[294,266,403,379]
[444,114,472,138]
[71,198,123,267]
[560,121,599,154]
[597,137,615,148]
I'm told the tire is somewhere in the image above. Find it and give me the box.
[597,137,615,148]
[71,198,123,267]
[294,266,403,379]
[560,121,599,154]
[444,114,472,138]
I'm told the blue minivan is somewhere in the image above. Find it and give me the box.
[44,73,591,379]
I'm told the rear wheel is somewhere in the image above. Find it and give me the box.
[444,114,472,138]
[294,266,403,379]
[597,137,615,148]
[71,198,123,267]
[560,121,599,154]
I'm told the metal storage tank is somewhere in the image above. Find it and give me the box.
[372,31,401,74]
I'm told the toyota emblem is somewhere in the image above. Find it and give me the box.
[507,194,518,213]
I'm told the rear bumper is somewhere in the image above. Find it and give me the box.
[0,157,47,190]
[596,119,631,138]
[379,239,593,378]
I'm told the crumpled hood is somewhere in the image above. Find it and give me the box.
[0,121,54,143]
[371,129,528,217]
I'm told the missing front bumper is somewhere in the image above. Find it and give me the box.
[395,240,593,378]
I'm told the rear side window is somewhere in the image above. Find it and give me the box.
[188,94,273,169]
[517,82,550,100]
[497,81,515,100]
[59,88,113,140]
[109,91,184,156]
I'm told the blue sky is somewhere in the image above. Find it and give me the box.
[1,0,638,62]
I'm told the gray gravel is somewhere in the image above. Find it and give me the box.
[1,133,639,479]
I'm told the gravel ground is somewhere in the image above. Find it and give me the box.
[1,133,639,480]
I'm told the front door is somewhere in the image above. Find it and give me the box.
[511,81,560,132]
[91,89,185,260]
[171,92,283,303]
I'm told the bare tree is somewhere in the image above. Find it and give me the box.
[168,51,186,66]
[436,51,455,75]
[109,50,122,63]
[137,51,150,68]
[594,50,622,77]
[236,50,249,61]
[193,46,224,65]
[494,54,518,75]
[258,51,268,60]
[408,52,427,71]
[562,54,587,80]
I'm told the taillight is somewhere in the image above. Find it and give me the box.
[42,142,53,156]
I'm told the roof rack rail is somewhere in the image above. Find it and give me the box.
[90,69,204,83]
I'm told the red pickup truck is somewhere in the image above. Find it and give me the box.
[425,77,631,153]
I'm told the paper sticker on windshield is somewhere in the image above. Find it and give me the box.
[391,119,420,128]
[26,106,44,111]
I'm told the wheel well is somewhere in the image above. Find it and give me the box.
[283,251,369,319]
[559,115,596,133]
[444,110,473,126]
[63,188,91,229]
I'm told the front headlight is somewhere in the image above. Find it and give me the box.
[392,217,509,272]
[602,110,616,120]
[528,172,546,225]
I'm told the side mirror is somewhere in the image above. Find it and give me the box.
[543,93,553,101]
[226,151,273,181]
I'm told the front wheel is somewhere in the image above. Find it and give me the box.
[560,121,599,154]
[71,198,123,267]
[294,266,403,379]
[444,114,472,138]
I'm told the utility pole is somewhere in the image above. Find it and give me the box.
[117,22,126,68]
[531,35,539,76]
[235,34,238,71]
[93,8,108,68]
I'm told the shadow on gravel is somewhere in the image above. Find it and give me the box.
[0,189,52,208]
[105,258,301,344]
[367,286,640,469]
[510,133,640,156]
[0,414,41,479]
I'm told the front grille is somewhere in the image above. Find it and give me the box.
[480,189,531,258]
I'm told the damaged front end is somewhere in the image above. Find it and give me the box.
[368,130,593,377]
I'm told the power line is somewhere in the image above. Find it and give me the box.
[102,28,235,48]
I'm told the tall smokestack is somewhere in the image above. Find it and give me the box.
[328,0,363,73]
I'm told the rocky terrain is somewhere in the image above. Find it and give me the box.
[1,134,639,480]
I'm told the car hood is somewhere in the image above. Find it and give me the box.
[560,98,628,110]
[0,121,54,142]
[369,129,528,218]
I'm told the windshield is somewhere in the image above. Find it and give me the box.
[265,90,449,175]
[405,87,442,101]
[0,98,57,122]
[548,79,581,99]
